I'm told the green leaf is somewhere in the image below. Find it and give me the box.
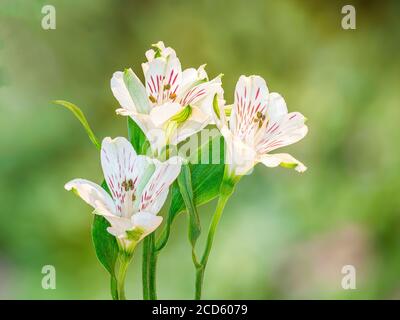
[127,117,150,155]
[177,163,201,247]
[92,214,119,275]
[123,68,150,114]
[91,181,119,298]
[53,100,100,149]
[156,135,225,251]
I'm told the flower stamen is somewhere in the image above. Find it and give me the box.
[122,181,129,191]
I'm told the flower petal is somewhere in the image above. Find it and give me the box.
[170,106,210,145]
[258,153,307,172]
[221,127,257,176]
[105,215,134,238]
[101,137,153,217]
[256,112,308,154]
[131,211,163,241]
[267,92,288,123]
[111,71,135,112]
[149,102,182,127]
[188,76,225,122]
[144,41,177,62]
[115,109,165,154]
[178,75,222,110]
[177,64,208,97]
[64,179,116,216]
[143,55,182,106]
[230,75,269,143]
[111,70,150,114]
[139,156,182,214]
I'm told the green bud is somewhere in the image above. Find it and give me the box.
[152,44,162,58]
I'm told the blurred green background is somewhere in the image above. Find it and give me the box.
[1,0,399,299]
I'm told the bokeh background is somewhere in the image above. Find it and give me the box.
[1,0,399,299]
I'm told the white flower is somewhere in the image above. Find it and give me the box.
[214,75,308,176]
[111,41,224,154]
[65,137,181,254]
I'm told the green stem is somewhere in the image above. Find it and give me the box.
[148,234,158,300]
[142,233,158,300]
[195,266,205,300]
[116,253,130,300]
[195,179,234,299]
[142,237,150,300]
[110,276,119,300]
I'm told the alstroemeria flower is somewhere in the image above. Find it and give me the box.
[111,41,224,154]
[214,75,308,176]
[65,137,181,254]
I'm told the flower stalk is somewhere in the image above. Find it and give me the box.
[194,168,237,299]
[142,233,158,300]
[116,252,131,300]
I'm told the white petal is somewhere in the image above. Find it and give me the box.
[221,127,257,176]
[230,75,269,142]
[111,70,150,114]
[267,92,288,123]
[170,106,211,145]
[258,153,307,172]
[143,56,182,106]
[132,211,163,240]
[163,56,182,100]
[115,110,165,154]
[143,58,165,103]
[65,179,116,216]
[139,156,182,214]
[105,215,133,238]
[145,41,177,62]
[149,102,182,127]
[256,112,308,154]
[101,137,153,217]
[193,76,225,120]
[111,71,136,113]
[177,64,208,97]
[178,75,222,110]
[116,109,155,140]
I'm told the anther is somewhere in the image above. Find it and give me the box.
[121,181,129,191]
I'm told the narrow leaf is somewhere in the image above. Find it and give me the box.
[127,117,150,155]
[53,100,100,149]
[91,181,119,283]
[156,135,225,251]
[177,163,201,246]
